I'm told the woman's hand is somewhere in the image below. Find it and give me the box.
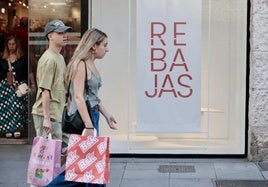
[106,115,117,130]
[82,128,95,136]
[98,104,118,130]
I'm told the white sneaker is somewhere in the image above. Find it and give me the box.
[14,131,21,138]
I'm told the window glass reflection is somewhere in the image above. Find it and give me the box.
[29,0,81,76]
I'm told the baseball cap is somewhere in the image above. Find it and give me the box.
[44,19,72,37]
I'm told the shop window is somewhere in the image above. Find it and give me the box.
[29,0,85,77]
[91,0,248,155]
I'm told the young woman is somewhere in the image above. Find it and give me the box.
[46,28,117,187]
[65,28,117,137]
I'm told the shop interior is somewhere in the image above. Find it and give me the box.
[0,0,82,144]
[0,0,28,142]
[0,0,28,54]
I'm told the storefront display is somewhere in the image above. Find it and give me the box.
[91,0,248,155]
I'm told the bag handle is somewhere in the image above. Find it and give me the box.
[7,59,12,71]
[47,133,52,140]
[7,59,15,85]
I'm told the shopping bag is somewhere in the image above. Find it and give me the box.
[65,134,110,184]
[27,136,62,186]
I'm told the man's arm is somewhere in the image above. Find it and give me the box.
[41,88,52,132]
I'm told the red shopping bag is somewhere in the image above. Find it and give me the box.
[65,134,110,184]
[27,136,62,186]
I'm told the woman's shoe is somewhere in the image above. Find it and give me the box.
[5,133,12,138]
[14,132,21,138]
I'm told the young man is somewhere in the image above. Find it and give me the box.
[32,19,71,146]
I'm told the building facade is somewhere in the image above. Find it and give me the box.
[1,0,267,161]
[248,0,268,161]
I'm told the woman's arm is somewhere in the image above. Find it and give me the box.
[73,61,94,135]
[98,103,117,130]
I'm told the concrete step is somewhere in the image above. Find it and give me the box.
[0,137,27,144]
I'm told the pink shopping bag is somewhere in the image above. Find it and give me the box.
[65,134,110,184]
[27,136,62,186]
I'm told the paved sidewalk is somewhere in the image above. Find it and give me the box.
[1,144,268,187]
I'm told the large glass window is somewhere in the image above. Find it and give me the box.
[29,0,83,76]
[92,0,248,155]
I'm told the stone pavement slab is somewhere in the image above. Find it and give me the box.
[169,163,216,179]
[0,145,31,187]
[214,162,263,180]
[170,179,215,187]
[215,180,268,187]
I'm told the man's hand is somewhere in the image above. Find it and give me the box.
[43,118,52,133]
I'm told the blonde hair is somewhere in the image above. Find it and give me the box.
[2,35,24,60]
[65,28,107,83]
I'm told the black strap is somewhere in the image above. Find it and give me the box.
[65,61,89,103]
